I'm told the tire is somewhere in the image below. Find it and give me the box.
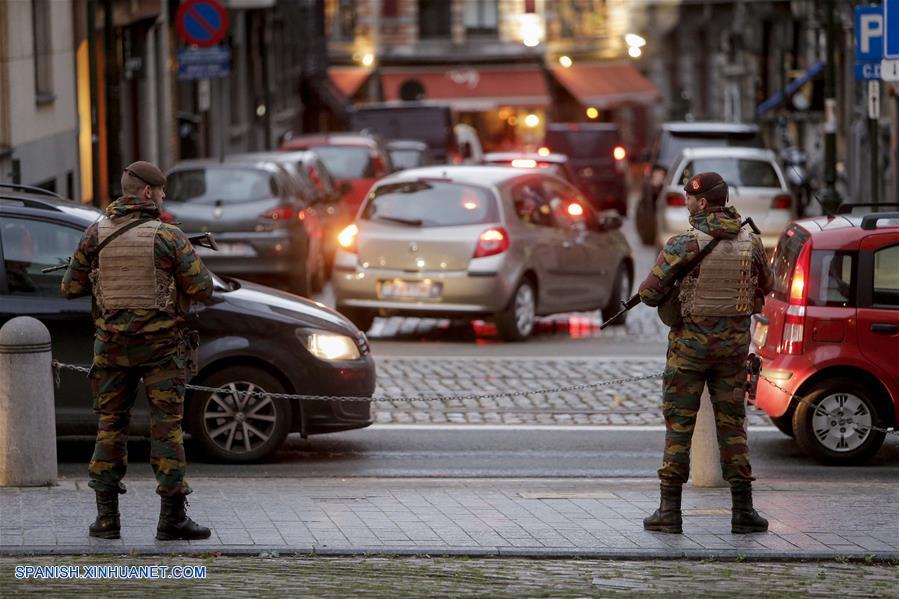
[341,307,375,332]
[187,366,292,463]
[791,378,886,465]
[601,264,631,326]
[770,413,794,438]
[495,279,536,342]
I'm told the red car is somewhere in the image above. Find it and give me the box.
[279,133,394,226]
[751,208,899,464]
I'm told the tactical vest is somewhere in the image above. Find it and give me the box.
[91,216,177,315]
[678,228,756,317]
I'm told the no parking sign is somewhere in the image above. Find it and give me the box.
[176,0,229,48]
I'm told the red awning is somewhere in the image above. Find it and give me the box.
[549,63,660,108]
[328,67,372,98]
[380,66,550,111]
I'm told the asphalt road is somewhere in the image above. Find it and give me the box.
[56,427,899,483]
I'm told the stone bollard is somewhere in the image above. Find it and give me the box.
[0,316,57,486]
[689,385,727,488]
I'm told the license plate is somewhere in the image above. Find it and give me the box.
[378,279,442,300]
[195,242,257,257]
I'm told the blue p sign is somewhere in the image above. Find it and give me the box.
[856,6,884,62]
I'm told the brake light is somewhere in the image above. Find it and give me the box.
[567,203,584,217]
[261,206,296,221]
[473,227,510,258]
[511,158,538,168]
[771,194,792,210]
[337,223,359,254]
[665,192,685,207]
[781,240,811,355]
[298,208,307,221]
[613,146,627,161]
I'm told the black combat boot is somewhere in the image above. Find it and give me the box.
[643,484,683,533]
[731,482,768,534]
[89,490,121,539]
[156,494,211,541]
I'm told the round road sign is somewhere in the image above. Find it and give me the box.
[176,0,229,48]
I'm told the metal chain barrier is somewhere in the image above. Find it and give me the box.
[51,360,663,404]
[759,375,899,436]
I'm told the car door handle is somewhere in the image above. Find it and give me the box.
[870,323,899,335]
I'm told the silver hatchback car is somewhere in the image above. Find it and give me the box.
[332,166,633,340]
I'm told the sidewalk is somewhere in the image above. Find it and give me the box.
[2,477,897,559]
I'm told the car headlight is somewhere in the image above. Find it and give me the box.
[296,330,361,361]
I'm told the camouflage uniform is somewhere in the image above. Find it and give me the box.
[639,206,773,486]
[61,195,213,497]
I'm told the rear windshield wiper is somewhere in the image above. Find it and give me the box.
[374,215,423,226]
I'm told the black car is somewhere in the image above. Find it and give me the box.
[0,184,374,462]
[543,123,628,216]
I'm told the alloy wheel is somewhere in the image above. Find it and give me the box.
[202,380,279,455]
[514,283,536,337]
[810,392,873,453]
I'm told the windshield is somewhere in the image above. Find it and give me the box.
[389,149,426,170]
[362,181,498,227]
[308,146,374,179]
[166,168,276,204]
[680,158,781,188]
[660,131,763,167]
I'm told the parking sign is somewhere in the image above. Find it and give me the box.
[857,6,884,61]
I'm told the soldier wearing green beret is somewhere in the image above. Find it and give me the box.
[638,172,774,535]
[61,161,214,541]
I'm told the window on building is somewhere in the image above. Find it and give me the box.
[418,0,451,39]
[464,0,498,38]
[32,0,53,102]
[328,0,357,41]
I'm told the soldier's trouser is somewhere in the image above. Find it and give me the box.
[658,358,754,486]
[88,336,191,497]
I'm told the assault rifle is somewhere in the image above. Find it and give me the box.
[598,217,761,330]
[40,232,219,274]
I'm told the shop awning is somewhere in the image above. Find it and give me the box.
[756,62,824,116]
[380,65,550,111]
[328,67,373,98]
[548,63,660,108]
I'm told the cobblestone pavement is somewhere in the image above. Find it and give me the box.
[2,478,896,559]
[372,357,774,427]
[3,555,897,597]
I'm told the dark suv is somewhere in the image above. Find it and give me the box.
[543,123,628,216]
[0,183,374,463]
[636,122,764,244]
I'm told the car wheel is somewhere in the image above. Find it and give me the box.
[495,279,536,342]
[187,366,292,463]
[341,307,375,332]
[600,264,631,326]
[791,378,886,465]
[769,413,794,438]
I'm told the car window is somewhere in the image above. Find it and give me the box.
[362,181,498,228]
[389,149,426,171]
[309,146,374,179]
[771,225,811,301]
[682,158,781,188]
[511,181,554,228]
[660,131,763,167]
[872,244,899,307]
[166,168,277,204]
[809,251,855,307]
[1,216,83,297]
[541,179,596,230]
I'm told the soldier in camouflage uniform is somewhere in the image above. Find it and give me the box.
[61,161,213,541]
[638,172,773,534]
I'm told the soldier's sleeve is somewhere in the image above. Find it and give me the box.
[60,224,98,299]
[158,225,214,302]
[753,236,774,295]
[638,234,696,307]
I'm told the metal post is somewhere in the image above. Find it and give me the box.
[0,317,57,486]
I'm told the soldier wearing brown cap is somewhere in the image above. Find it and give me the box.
[637,171,773,535]
[62,160,214,541]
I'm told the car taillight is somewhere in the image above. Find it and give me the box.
[261,206,296,221]
[665,192,685,207]
[473,227,510,258]
[771,194,792,210]
[511,158,537,168]
[613,146,626,161]
[337,223,359,254]
[781,240,811,355]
